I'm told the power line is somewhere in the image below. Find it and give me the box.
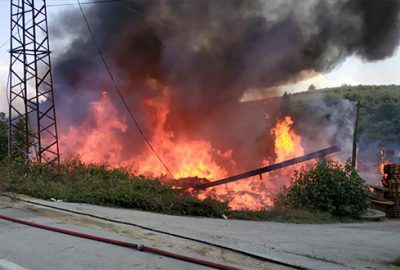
[77,0,173,177]
[112,1,242,64]
[5,71,9,106]
[0,39,8,50]
[47,0,182,34]
[0,0,180,50]
[0,0,123,49]
[47,0,119,7]
[114,1,181,34]
[0,0,176,175]
[1,0,240,175]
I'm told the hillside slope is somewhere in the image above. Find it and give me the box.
[291,85,400,143]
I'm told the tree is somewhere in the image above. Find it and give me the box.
[308,84,316,91]
[0,112,38,162]
[0,113,8,161]
[10,117,35,162]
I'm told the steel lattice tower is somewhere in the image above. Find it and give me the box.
[9,0,60,165]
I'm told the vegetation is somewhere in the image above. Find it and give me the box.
[0,113,8,162]
[1,84,395,221]
[0,158,363,222]
[0,111,355,222]
[0,160,229,217]
[390,256,400,267]
[289,84,400,143]
[277,160,371,217]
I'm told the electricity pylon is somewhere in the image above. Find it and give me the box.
[9,0,60,165]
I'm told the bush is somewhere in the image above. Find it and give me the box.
[390,256,400,267]
[277,160,371,217]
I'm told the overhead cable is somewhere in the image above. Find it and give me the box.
[77,0,173,177]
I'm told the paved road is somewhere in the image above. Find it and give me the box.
[0,197,288,270]
[0,206,214,270]
[9,195,400,270]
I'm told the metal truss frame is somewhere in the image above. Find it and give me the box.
[9,0,60,166]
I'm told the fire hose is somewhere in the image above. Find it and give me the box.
[0,193,308,270]
[0,213,242,270]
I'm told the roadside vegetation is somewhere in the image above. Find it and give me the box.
[0,157,370,223]
[0,83,385,222]
[276,160,371,218]
[0,159,229,217]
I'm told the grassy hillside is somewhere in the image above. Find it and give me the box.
[290,85,400,145]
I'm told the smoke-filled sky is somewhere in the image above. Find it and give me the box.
[0,0,398,207]
[0,0,400,176]
[1,0,400,133]
[1,0,400,111]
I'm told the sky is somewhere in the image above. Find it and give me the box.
[1,1,400,111]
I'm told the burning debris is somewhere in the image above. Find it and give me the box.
[191,146,340,190]
[52,1,400,210]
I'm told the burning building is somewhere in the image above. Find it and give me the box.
[51,0,400,210]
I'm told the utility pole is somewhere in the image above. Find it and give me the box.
[351,101,360,169]
[9,0,60,165]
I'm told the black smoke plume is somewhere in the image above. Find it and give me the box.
[52,0,400,173]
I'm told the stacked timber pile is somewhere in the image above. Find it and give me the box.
[383,164,400,217]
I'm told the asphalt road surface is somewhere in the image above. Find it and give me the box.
[0,196,290,270]
[3,194,400,270]
[0,207,215,270]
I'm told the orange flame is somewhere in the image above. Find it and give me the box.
[198,116,305,210]
[60,91,128,166]
[60,90,230,180]
[60,90,305,210]
[379,148,389,177]
[271,116,304,162]
[128,95,230,179]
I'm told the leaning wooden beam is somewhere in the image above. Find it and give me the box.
[193,145,341,190]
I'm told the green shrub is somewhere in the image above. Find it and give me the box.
[390,256,400,267]
[277,160,371,217]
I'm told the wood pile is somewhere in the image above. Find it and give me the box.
[383,164,400,217]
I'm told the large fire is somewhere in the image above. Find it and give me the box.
[61,91,230,179]
[131,96,231,180]
[271,116,304,162]
[60,90,305,210]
